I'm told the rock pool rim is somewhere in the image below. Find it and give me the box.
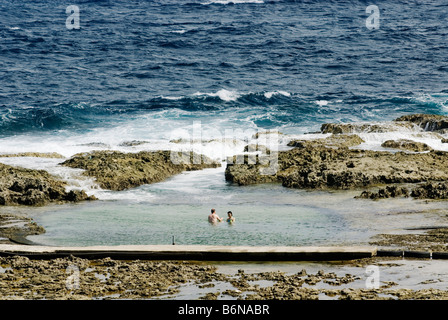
[2,244,448,261]
[0,244,378,261]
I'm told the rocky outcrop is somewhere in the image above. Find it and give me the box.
[381,139,432,152]
[0,214,46,244]
[370,228,448,252]
[243,144,270,153]
[320,114,448,134]
[0,163,96,206]
[118,140,149,147]
[1,255,448,300]
[410,182,448,200]
[356,181,448,201]
[61,150,221,191]
[226,135,448,190]
[356,186,410,200]
[287,134,364,149]
[0,152,65,158]
[320,122,414,134]
[394,113,448,132]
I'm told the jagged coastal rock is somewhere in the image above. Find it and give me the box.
[287,134,365,149]
[394,113,448,132]
[356,185,410,200]
[0,163,96,206]
[320,122,414,134]
[4,113,448,205]
[0,152,65,159]
[227,146,448,190]
[118,140,149,147]
[1,255,445,300]
[226,141,448,189]
[381,139,432,152]
[226,114,448,200]
[356,182,448,200]
[61,150,221,191]
[320,113,448,134]
[0,213,46,244]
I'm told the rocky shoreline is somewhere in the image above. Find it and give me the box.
[0,150,220,206]
[0,149,220,244]
[2,113,448,300]
[0,162,96,207]
[225,114,448,200]
[0,255,447,300]
[0,213,45,245]
[370,228,448,252]
[61,150,221,191]
[3,114,448,207]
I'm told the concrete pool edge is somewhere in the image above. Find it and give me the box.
[0,244,378,261]
[2,244,448,261]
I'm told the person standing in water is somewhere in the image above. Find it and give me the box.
[208,208,223,224]
[226,211,235,223]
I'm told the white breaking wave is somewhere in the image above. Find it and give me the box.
[315,100,329,106]
[264,91,291,99]
[408,93,448,109]
[193,89,241,102]
[169,89,291,101]
[159,95,183,100]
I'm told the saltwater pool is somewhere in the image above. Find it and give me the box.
[18,167,448,247]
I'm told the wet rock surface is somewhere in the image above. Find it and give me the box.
[357,182,448,200]
[320,122,415,134]
[370,228,448,252]
[226,115,448,202]
[0,255,447,300]
[320,114,448,135]
[0,256,220,300]
[226,139,448,191]
[287,134,365,149]
[410,182,448,199]
[2,114,448,300]
[118,140,149,147]
[0,214,45,244]
[0,152,65,159]
[0,163,96,207]
[381,139,432,152]
[61,150,221,191]
[356,185,410,200]
[394,113,448,132]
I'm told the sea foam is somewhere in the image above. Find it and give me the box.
[193,89,241,102]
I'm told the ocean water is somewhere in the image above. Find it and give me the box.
[2,0,448,246]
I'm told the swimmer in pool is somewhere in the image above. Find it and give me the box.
[208,208,223,224]
[226,211,235,223]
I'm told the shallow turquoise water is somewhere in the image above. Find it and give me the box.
[21,168,348,246]
[3,0,448,251]
[27,189,350,247]
[8,167,448,247]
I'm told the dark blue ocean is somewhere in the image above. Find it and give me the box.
[2,0,448,247]
[1,0,448,137]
